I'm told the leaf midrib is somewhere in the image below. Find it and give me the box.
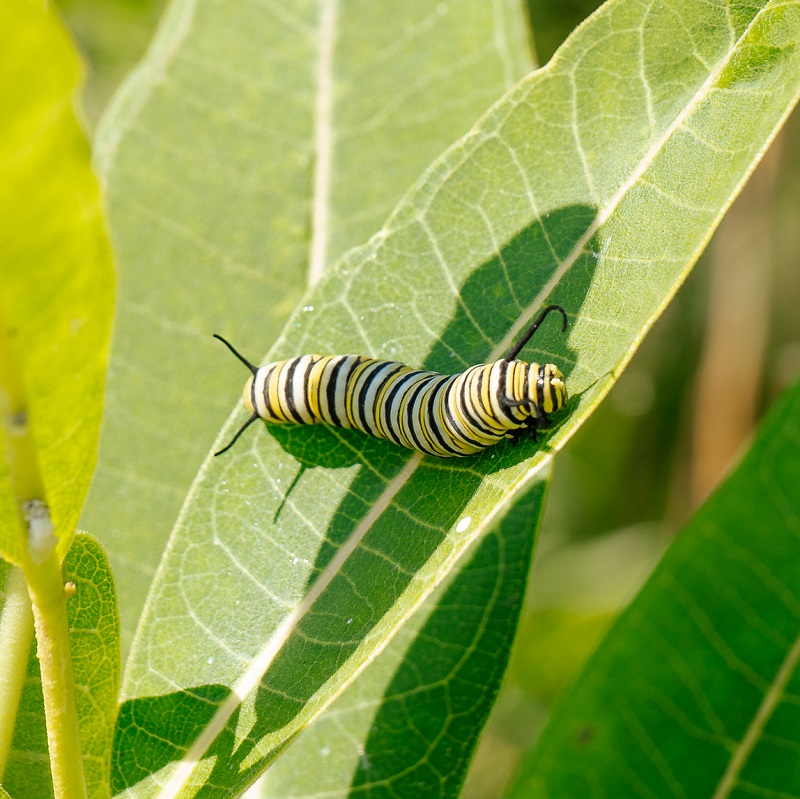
[495,40,729,359]
[711,630,800,798]
[307,0,337,287]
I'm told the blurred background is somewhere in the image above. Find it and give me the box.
[53,0,800,795]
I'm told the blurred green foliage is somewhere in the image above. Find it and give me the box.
[54,0,165,128]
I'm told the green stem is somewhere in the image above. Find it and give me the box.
[1,302,86,798]
[0,566,34,777]
[26,552,87,799]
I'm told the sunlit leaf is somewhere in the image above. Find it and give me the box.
[67,534,120,799]
[0,0,114,563]
[112,1,800,796]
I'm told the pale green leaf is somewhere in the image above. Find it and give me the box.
[85,0,535,650]
[4,534,120,799]
[0,0,114,563]
[507,375,800,799]
[115,1,800,796]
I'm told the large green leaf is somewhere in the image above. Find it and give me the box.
[86,0,534,651]
[114,1,800,796]
[4,534,120,799]
[0,0,114,564]
[507,374,800,798]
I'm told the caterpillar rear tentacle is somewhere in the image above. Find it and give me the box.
[215,305,568,458]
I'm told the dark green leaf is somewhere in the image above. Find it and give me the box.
[258,473,548,799]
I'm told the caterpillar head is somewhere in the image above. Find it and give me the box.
[529,362,567,414]
[503,305,568,416]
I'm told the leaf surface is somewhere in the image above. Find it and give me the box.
[507,375,800,799]
[255,472,548,799]
[0,0,114,564]
[4,534,120,799]
[86,0,534,650]
[67,534,121,799]
[120,0,800,796]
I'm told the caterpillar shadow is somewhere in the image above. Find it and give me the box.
[114,203,603,795]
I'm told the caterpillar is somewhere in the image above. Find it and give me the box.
[214,305,568,458]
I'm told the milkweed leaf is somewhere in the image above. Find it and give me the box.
[254,470,548,799]
[116,1,800,797]
[3,534,120,799]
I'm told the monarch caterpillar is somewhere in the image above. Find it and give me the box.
[215,305,568,458]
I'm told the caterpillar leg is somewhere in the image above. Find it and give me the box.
[530,409,552,437]
[508,418,538,445]
[525,418,540,443]
[510,410,552,445]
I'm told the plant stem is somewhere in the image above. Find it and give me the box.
[0,566,34,777]
[26,552,87,799]
[1,303,86,798]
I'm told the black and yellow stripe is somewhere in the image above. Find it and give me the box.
[215,305,568,458]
